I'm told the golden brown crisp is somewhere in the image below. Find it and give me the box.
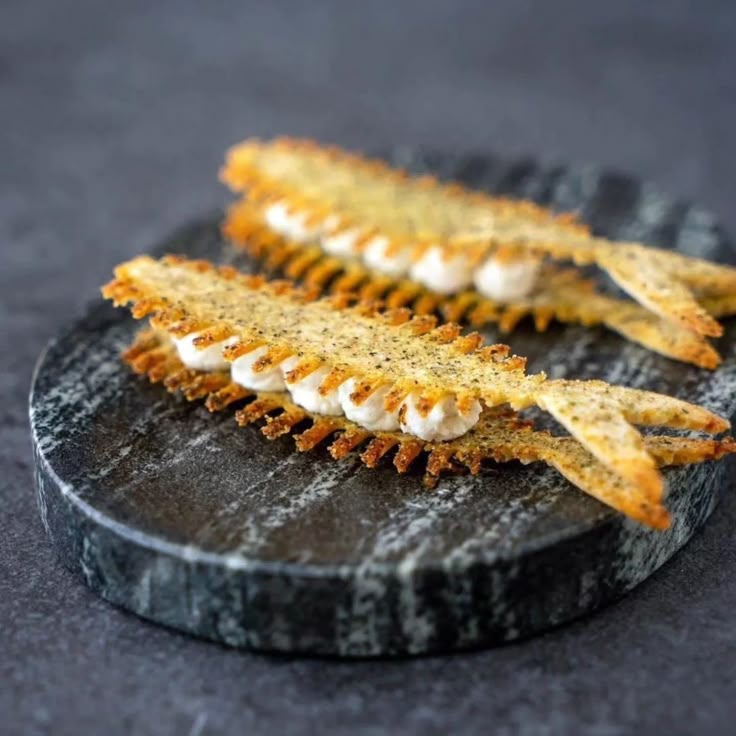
[223,198,724,369]
[220,137,736,339]
[123,328,736,530]
[102,255,730,509]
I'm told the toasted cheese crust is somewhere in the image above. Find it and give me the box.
[220,137,736,338]
[124,328,736,530]
[223,198,724,369]
[102,255,730,507]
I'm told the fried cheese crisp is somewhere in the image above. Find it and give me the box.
[220,137,736,340]
[102,255,731,510]
[223,198,729,369]
[123,328,736,530]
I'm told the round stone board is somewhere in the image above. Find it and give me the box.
[30,149,736,657]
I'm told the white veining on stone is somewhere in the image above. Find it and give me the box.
[549,163,601,214]
[192,453,304,547]
[336,477,481,653]
[675,205,720,260]
[229,457,358,555]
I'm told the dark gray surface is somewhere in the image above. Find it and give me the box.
[3,0,736,733]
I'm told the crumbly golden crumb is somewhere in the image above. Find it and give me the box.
[220,137,736,338]
[123,328,736,530]
[223,198,724,369]
[102,254,730,509]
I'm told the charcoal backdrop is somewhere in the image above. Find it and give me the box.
[2,1,735,734]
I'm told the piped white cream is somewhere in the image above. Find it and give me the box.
[409,246,473,294]
[264,202,317,242]
[281,358,343,416]
[474,256,540,302]
[338,379,400,431]
[173,333,233,372]
[230,346,287,392]
[322,228,361,257]
[362,236,413,277]
[399,393,482,441]
[260,203,542,302]
[173,334,483,441]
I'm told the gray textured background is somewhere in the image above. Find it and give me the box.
[3,1,736,734]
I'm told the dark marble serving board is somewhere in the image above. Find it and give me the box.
[29,150,736,657]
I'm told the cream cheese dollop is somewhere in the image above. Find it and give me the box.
[337,379,400,431]
[264,202,317,242]
[174,332,233,372]
[281,358,343,416]
[322,228,361,257]
[261,201,541,303]
[362,236,413,277]
[409,246,473,294]
[230,346,287,392]
[172,336,486,440]
[474,256,540,302]
[399,393,481,442]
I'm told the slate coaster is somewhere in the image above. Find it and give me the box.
[29,150,736,657]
